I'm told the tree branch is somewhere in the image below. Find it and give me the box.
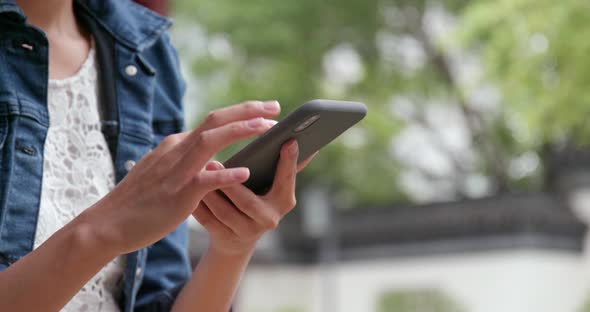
[401,6,511,192]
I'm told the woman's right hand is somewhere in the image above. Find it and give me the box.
[79,100,281,255]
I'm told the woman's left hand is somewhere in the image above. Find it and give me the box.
[192,140,315,255]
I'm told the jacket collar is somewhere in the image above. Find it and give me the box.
[0,0,171,52]
[0,0,25,23]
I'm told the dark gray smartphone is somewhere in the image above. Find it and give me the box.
[223,99,367,194]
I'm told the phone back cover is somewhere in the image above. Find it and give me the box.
[224,99,367,194]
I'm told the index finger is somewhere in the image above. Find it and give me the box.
[171,117,275,184]
[197,100,281,132]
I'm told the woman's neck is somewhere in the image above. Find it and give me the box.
[16,0,92,80]
[16,0,79,37]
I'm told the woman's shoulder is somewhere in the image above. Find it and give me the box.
[79,0,185,126]
[79,0,184,91]
[79,0,173,51]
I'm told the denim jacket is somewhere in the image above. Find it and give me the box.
[0,0,191,311]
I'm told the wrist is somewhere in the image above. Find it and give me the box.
[208,241,256,259]
[70,209,121,260]
[203,246,254,275]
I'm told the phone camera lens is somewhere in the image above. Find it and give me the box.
[294,114,320,132]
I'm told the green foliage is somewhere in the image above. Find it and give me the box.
[460,0,590,144]
[171,0,562,207]
[172,0,429,206]
[578,294,590,312]
[378,288,465,312]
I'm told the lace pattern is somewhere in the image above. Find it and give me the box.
[34,49,126,312]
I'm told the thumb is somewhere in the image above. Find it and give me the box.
[182,166,250,202]
[199,167,249,191]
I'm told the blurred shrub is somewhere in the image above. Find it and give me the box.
[378,288,465,312]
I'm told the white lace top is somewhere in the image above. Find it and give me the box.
[34,48,127,312]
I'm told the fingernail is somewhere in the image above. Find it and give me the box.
[232,167,250,180]
[263,101,280,113]
[289,140,298,154]
[207,161,224,170]
[265,119,278,127]
[248,117,264,128]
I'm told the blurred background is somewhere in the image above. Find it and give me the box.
[141,0,590,311]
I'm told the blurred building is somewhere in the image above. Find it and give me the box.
[189,156,590,312]
[189,192,590,312]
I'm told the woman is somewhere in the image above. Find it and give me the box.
[0,0,312,311]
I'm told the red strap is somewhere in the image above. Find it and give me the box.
[133,0,169,16]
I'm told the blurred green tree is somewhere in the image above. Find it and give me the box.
[460,0,590,145]
[171,0,550,207]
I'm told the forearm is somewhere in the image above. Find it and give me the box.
[171,247,254,312]
[0,212,118,311]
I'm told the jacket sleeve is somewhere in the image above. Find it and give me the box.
[134,223,192,312]
[134,32,192,312]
